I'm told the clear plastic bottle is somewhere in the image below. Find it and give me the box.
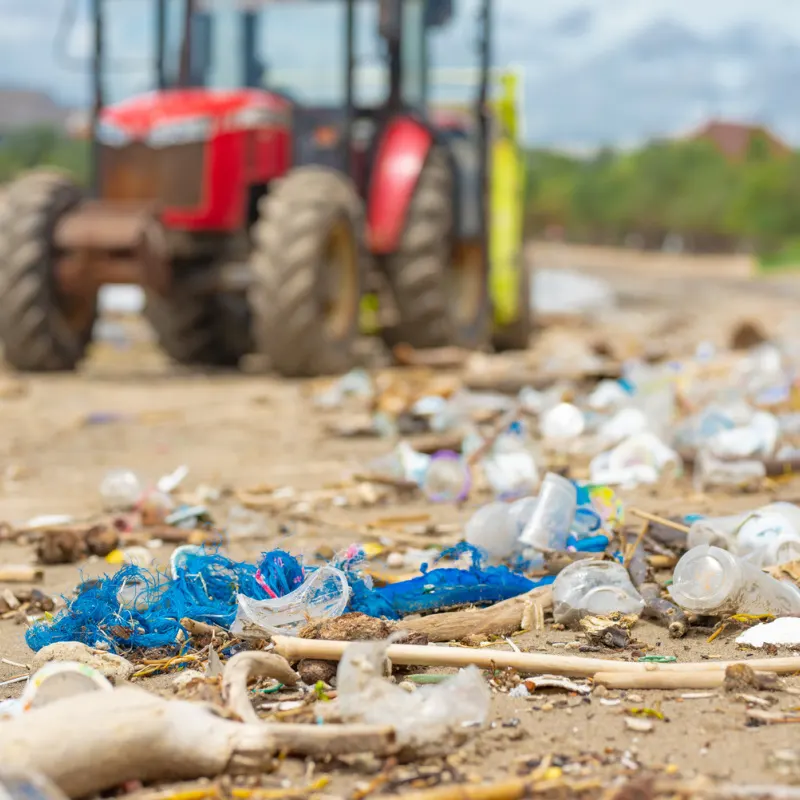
[552,560,645,625]
[99,468,142,510]
[693,449,766,493]
[0,771,68,800]
[687,513,753,551]
[481,434,539,500]
[464,502,518,562]
[688,502,800,567]
[518,472,576,552]
[668,545,800,616]
[422,451,470,503]
[540,402,585,441]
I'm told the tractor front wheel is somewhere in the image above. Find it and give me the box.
[381,147,490,350]
[0,171,97,371]
[144,287,252,368]
[249,167,364,377]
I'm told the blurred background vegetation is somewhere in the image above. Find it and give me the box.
[3,124,800,265]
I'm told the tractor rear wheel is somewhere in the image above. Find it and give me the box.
[381,147,490,350]
[144,287,252,368]
[0,171,96,371]
[249,167,363,377]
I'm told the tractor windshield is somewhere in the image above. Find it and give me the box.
[194,0,385,105]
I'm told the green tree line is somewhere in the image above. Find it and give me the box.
[525,134,800,257]
[0,126,88,185]
[3,124,800,257]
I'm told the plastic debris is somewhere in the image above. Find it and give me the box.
[98,469,142,511]
[669,545,800,617]
[335,639,490,749]
[736,617,800,648]
[552,560,645,626]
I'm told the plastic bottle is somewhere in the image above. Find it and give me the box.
[552,560,645,625]
[422,451,470,503]
[693,449,766,493]
[540,402,585,441]
[481,433,539,500]
[518,472,576,552]
[464,502,518,562]
[687,503,800,568]
[0,771,69,800]
[99,468,142,510]
[668,545,800,616]
[734,502,800,566]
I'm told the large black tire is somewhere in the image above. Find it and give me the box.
[381,147,490,349]
[144,288,252,367]
[249,167,364,377]
[492,260,533,351]
[0,171,96,371]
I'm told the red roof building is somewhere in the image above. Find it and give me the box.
[687,120,791,160]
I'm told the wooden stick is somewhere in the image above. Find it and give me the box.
[623,519,649,568]
[272,636,800,679]
[594,670,726,690]
[399,588,552,642]
[628,507,690,534]
[0,565,44,583]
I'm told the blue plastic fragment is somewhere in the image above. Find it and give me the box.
[347,543,540,620]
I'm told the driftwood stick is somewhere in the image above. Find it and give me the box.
[181,617,228,638]
[628,507,690,534]
[272,636,800,679]
[221,652,299,723]
[0,564,43,583]
[399,587,552,642]
[594,670,726,690]
[0,687,396,798]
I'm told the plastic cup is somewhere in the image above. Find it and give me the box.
[518,472,576,552]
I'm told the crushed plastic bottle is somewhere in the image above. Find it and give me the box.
[518,472,576,553]
[706,411,779,459]
[552,560,645,625]
[540,402,585,441]
[99,468,142,511]
[464,502,519,562]
[688,503,800,567]
[230,565,350,637]
[693,450,766,493]
[335,639,490,749]
[481,432,539,500]
[669,545,800,616]
[422,451,470,503]
[0,771,69,800]
[370,442,430,485]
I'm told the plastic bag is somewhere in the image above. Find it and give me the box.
[230,566,350,637]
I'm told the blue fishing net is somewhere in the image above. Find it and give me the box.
[26,549,303,653]
[347,543,541,620]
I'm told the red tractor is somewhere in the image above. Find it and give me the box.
[0,0,530,376]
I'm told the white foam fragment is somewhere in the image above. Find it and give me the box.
[736,617,800,648]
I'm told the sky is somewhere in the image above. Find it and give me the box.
[4,0,800,106]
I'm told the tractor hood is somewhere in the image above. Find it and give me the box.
[98,88,291,143]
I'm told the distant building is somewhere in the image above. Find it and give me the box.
[0,88,70,138]
[686,119,791,160]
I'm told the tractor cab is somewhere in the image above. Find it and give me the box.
[0,0,530,376]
